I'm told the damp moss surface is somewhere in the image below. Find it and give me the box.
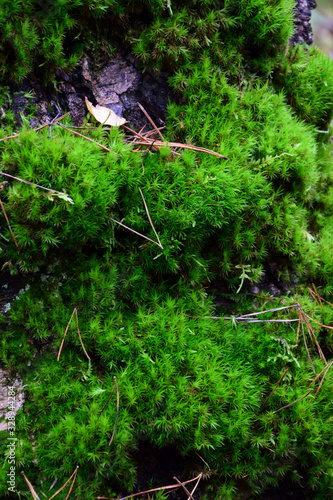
[0,1,333,499]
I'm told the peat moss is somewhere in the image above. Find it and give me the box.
[0,1,333,499]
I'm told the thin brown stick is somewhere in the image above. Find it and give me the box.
[64,466,79,500]
[309,365,329,388]
[49,466,79,500]
[195,451,211,470]
[301,315,316,374]
[0,133,21,142]
[0,114,68,142]
[131,139,228,159]
[121,125,151,143]
[109,217,163,249]
[63,125,102,130]
[188,473,203,499]
[20,472,40,500]
[260,369,288,411]
[308,287,321,307]
[100,384,116,416]
[138,188,163,248]
[108,473,203,500]
[0,198,19,250]
[108,376,119,446]
[274,390,313,413]
[302,313,327,364]
[74,308,91,361]
[303,312,333,330]
[0,171,73,199]
[309,292,333,309]
[57,308,76,361]
[312,283,323,307]
[315,360,333,396]
[143,126,166,138]
[57,308,90,361]
[137,124,147,136]
[173,476,194,500]
[301,311,313,343]
[57,123,111,152]
[0,133,20,142]
[137,102,165,141]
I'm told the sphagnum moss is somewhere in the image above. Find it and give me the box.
[0,1,333,499]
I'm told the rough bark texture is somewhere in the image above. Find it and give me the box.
[290,0,317,45]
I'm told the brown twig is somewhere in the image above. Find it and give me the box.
[60,125,102,130]
[143,126,166,138]
[57,123,111,152]
[260,369,289,412]
[314,360,333,397]
[130,139,228,158]
[301,314,316,374]
[137,124,147,136]
[109,217,163,249]
[0,198,19,250]
[0,113,68,142]
[98,473,203,500]
[187,473,203,499]
[121,125,151,143]
[309,289,333,308]
[138,188,163,248]
[108,376,120,447]
[274,390,313,413]
[308,287,321,307]
[21,472,40,500]
[303,312,333,330]
[57,308,90,361]
[312,283,323,307]
[195,451,211,471]
[137,102,165,141]
[57,308,76,361]
[74,308,91,361]
[309,365,328,388]
[64,466,79,500]
[302,313,327,364]
[100,384,116,416]
[49,466,79,500]
[173,476,194,500]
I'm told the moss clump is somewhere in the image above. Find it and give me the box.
[0,1,333,499]
[0,0,294,84]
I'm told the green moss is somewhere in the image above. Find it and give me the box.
[274,45,333,127]
[1,1,333,498]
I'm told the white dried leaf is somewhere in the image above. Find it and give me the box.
[85,96,126,127]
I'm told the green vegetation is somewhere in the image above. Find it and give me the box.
[0,1,333,499]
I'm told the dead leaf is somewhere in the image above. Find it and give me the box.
[85,97,126,127]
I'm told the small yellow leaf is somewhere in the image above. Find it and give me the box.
[85,97,126,127]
